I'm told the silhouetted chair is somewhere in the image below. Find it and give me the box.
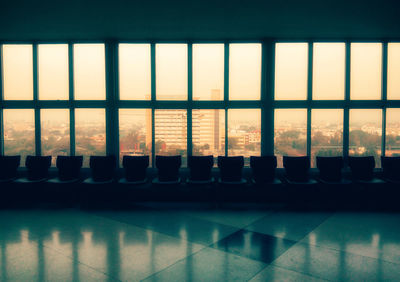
[283,156,317,185]
[217,156,246,185]
[381,156,400,184]
[348,156,383,184]
[0,155,20,183]
[153,155,181,184]
[47,156,83,184]
[187,155,214,184]
[83,156,116,184]
[119,155,149,184]
[15,155,52,183]
[316,156,350,185]
[250,156,280,185]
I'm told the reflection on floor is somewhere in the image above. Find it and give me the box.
[1,203,400,281]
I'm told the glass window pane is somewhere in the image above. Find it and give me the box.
[119,109,152,165]
[154,110,187,165]
[41,109,70,165]
[73,44,106,100]
[385,108,400,156]
[274,109,307,167]
[38,44,69,100]
[275,43,308,100]
[156,44,187,100]
[311,109,343,167]
[192,110,225,158]
[229,44,261,100]
[313,43,345,100]
[119,44,151,100]
[228,109,261,165]
[2,45,33,100]
[193,44,224,100]
[350,43,382,100]
[75,109,106,167]
[3,109,35,165]
[349,109,382,166]
[388,43,400,100]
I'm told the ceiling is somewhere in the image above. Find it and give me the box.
[1,0,399,41]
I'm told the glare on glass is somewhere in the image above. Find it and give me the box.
[75,109,106,167]
[156,44,187,100]
[229,44,261,100]
[119,44,151,100]
[349,109,382,166]
[73,44,106,100]
[350,43,382,100]
[3,109,35,165]
[311,109,343,167]
[41,109,70,165]
[154,109,187,165]
[275,43,308,100]
[274,109,307,167]
[119,109,152,165]
[2,45,33,100]
[385,108,400,156]
[388,43,400,100]
[313,43,345,100]
[228,109,261,164]
[193,44,224,100]
[192,110,225,158]
[38,44,69,100]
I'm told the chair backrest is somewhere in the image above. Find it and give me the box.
[316,156,344,182]
[122,155,149,182]
[56,156,83,181]
[25,155,52,180]
[188,155,214,181]
[89,156,116,182]
[381,156,400,181]
[250,156,277,183]
[218,156,244,182]
[155,155,181,182]
[348,156,375,181]
[0,155,20,180]
[283,156,310,182]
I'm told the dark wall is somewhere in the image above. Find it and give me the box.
[1,0,399,41]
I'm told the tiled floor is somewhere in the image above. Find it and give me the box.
[1,204,400,281]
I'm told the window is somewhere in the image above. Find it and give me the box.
[385,108,400,156]
[193,44,224,100]
[38,44,69,100]
[156,44,187,100]
[41,109,70,165]
[2,45,33,100]
[350,43,382,100]
[388,43,400,100]
[75,109,106,167]
[73,44,106,100]
[274,109,307,167]
[3,109,35,165]
[119,44,151,100]
[313,43,345,100]
[275,43,308,100]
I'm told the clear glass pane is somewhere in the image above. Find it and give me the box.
[385,108,400,156]
[388,43,400,100]
[41,109,70,165]
[275,43,308,100]
[228,109,261,165]
[192,110,225,159]
[119,44,151,100]
[229,44,261,100]
[73,44,106,100]
[3,109,35,165]
[2,45,33,100]
[313,43,345,100]
[349,109,382,166]
[350,43,382,100]
[274,109,307,167]
[154,110,187,165]
[193,44,224,100]
[75,109,106,167]
[38,44,69,100]
[156,44,187,100]
[119,109,152,165]
[311,109,343,167]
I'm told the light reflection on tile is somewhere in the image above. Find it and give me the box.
[249,265,327,282]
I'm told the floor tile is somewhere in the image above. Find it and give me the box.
[211,229,296,263]
[249,265,327,282]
